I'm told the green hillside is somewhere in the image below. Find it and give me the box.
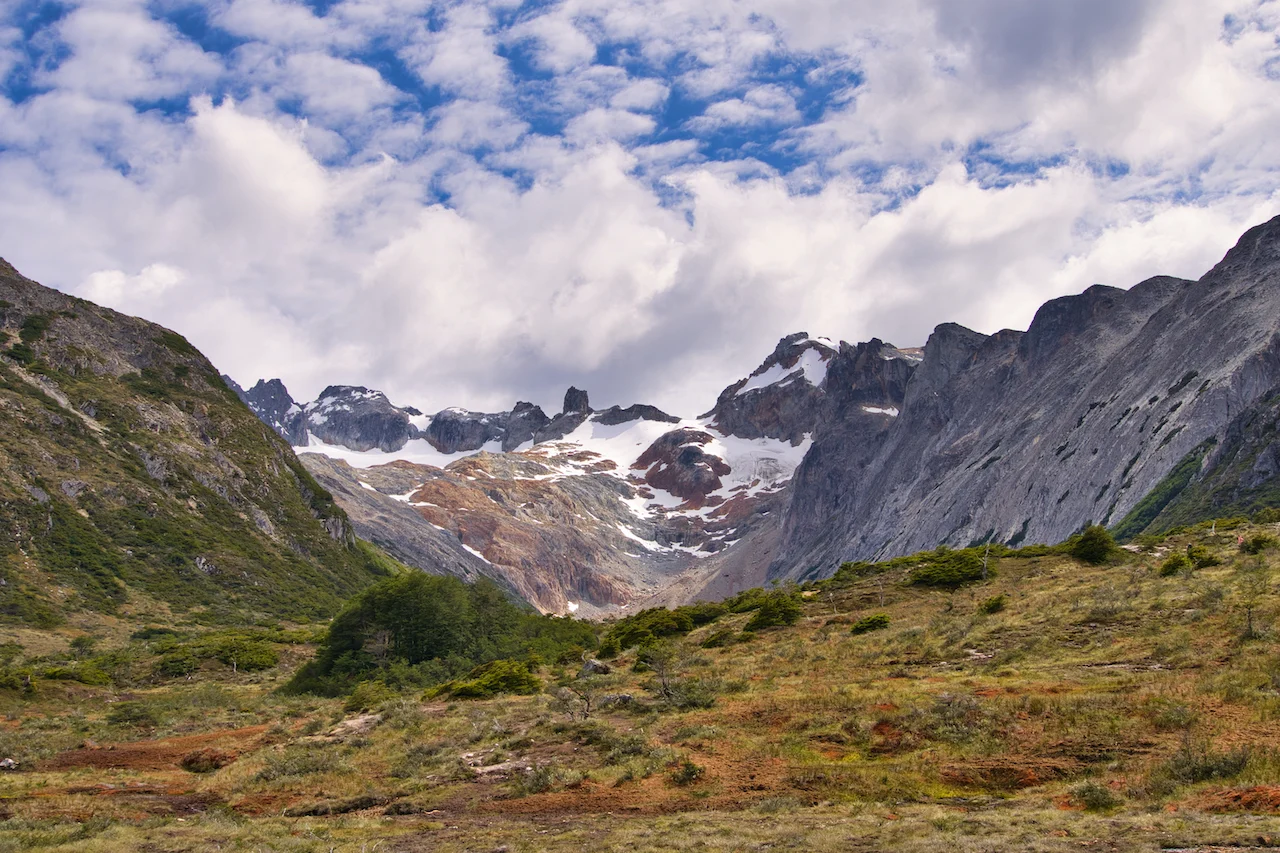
[0,259,393,627]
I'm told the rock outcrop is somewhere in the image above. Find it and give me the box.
[705,333,838,443]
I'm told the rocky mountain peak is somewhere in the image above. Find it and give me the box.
[563,386,591,414]
[303,386,415,453]
[1203,213,1280,287]
[227,377,306,445]
[704,332,839,443]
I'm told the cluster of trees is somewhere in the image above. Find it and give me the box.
[286,573,596,696]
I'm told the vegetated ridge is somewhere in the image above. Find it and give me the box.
[0,259,396,627]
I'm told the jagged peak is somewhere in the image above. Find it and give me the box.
[1203,213,1280,285]
[563,386,590,414]
[591,403,680,426]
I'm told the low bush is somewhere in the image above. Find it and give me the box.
[1072,780,1122,811]
[978,595,1007,615]
[1071,525,1117,565]
[1241,534,1278,555]
[254,745,346,781]
[344,680,397,712]
[743,590,803,630]
[850,614,891,634]
[669,758,705,785]
[909,548,991,588]
[180,748,237,773]
[434,659,542,699]
[1158,741,1250,785]
[1158,552,1192,577]
[699,629,736,649]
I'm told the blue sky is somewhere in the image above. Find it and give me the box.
[2,0,1279,415]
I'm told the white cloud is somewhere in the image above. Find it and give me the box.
[610,78,669,111]
[216,0,345,50]
[428,99,528,149]
[0,27,22,82]
[687,84,800,131]
[42,3,222,101]
[81,263,186,312]
[2,0,1279,418]
[399,4,510,99]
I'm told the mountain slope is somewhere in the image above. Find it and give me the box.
[773,216,1280,579]
[0,259,393,626]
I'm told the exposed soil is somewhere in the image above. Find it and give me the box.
[40,724,268,772]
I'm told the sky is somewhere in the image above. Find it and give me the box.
[2,0,1280,416]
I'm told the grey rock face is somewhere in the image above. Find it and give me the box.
[224,377,306,444]
[503,401,552,450]
[302,386,417,453]
[424,408,504,453]
[593,404,679,426]
[563,386,590,414]
[771,215,1280,580]
[705,333,837,444]
[423,402,554,454]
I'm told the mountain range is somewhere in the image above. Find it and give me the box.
[219,215,1280,615]
[1,216,1277,625]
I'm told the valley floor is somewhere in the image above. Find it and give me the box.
[4,521,1280,851]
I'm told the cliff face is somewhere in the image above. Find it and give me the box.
[770,217,1280,579]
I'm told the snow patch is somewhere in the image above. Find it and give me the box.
[735,348,829,396]
[861,406,900,417]
[297,435,503,470]
[461,543,492,564]
[617,523,664,551]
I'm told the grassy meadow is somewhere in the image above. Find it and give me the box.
[3,520,1280,850]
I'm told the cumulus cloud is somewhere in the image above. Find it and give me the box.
[1,0,1279,416]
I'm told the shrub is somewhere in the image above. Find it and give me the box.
[344,680,397,712]
[180,748,237,773]
[106,701,161,729]
[743,590,803,631]
[1158,552,1192,577]
[39,664,110,686]
[1071,780,1121,811]
[437,659,542,699]
[1159,742,1250,784]
[700,629,736,649]
[669,758,705,786]
[1241,534,1278,555]
[213,637,278,672]
[850,614,891,634]
[978,595,1007,615]
[1145,698,1198,731]
[512,762,558,796]
[1071,525,1116,565]
[1187,544,1220,568]
[254,745,345,781]
[1253,508,1280,524]
[909,549,990,588]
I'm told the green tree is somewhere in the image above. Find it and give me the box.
[1237,556,1271,639]
[1072,525,1117,565]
